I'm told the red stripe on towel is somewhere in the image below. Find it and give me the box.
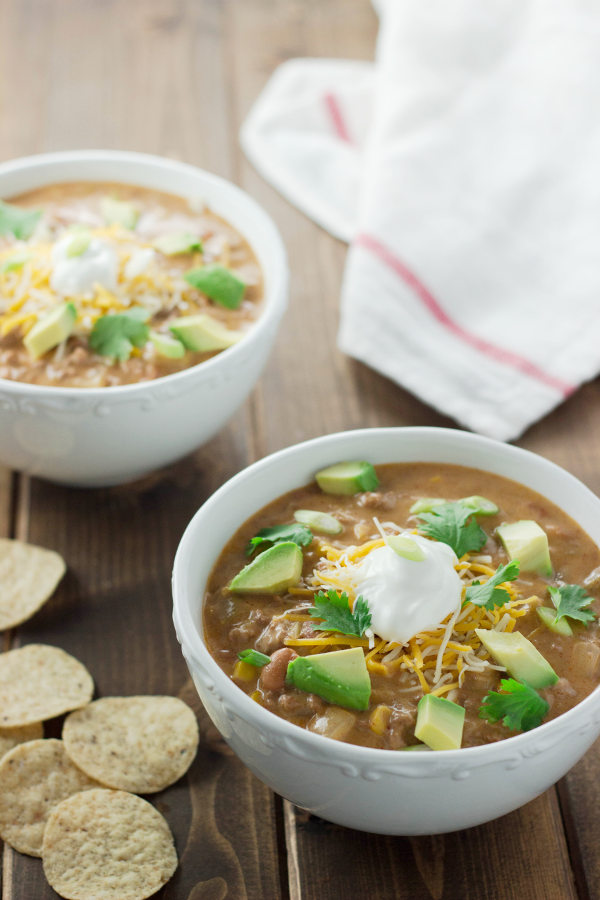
[323,92,353,144]
[354,232,574,398]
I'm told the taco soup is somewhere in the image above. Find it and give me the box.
[0,182,263,387]
[203,462,600,750]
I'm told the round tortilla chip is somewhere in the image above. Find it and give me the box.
[0,722,43,759]
[63,696,199,793]
[42,789,177,900]
[0,738,99,856]
[0,644,94,727]
[0,538,66,630]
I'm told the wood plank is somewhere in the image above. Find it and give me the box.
[5,430,284,900]
[227,1,589,898]
[0,0,283,895]
[285,791,577,900]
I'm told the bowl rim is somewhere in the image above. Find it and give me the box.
[0,149,288,398]
[172,425,600,763]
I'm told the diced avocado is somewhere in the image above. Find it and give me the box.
[149,330,185,359]
[496,520,552,577]
[24,302,77,359]
[169,314,243,352]
[459,495,499,516]
[154,232,202,256]
[475,628,558,688]
[100,196,139,230]
[286,647,371,711]
[229,541,303,594]
[387,534,425,562]
[537,606,573,637]
[315,461,379,495]
[401,744,432,752]
[184,265,245,310]
[293,509,343,535]
[414,694,465,751]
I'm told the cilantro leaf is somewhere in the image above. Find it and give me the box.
[417,502,487,558]
[246,522,313,556]
[89,307,150,361]
[479,678,549,732]
[465,560,520,611]
[309,590,371,637]
[0,200,41,240]
[548,583,596,627]
[237,649,271,667]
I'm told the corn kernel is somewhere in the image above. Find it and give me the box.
[369,704,391,736]
[232,660,257,682]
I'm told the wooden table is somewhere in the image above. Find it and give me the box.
[2,1,600,897]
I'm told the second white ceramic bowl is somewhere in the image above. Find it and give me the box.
[173,427,600,835]
[0,151,288,486]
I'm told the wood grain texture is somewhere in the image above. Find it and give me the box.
[0,0,599,898]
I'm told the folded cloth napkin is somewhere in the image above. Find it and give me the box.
[241,0,600,441]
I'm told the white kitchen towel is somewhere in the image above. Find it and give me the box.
[241,1,600,441]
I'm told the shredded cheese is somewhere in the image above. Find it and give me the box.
[282,529,535,696]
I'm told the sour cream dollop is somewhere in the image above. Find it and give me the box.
[50,236,118,296]
[354,534,462,644]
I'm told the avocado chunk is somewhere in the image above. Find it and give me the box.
[496,520,552,577]
[229,541,303,594]
[100,196,139,230]
[536,606,573,636]
[315,461,379,495]
[286,647,371,711]
[169,314,243,352]
[149,330,185,359]
[475,628,558,688]
[24,302,77,359]
[414,694,465,750]
[293,509,343,535]
[154,232,202,256]
[184,265,245,309]
[387,534,425,562]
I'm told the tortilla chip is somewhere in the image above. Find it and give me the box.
[42,788,177,900]
[0,644,94,727]
[0,538,66,630]
[62,696,198,793]
[0,738,99,856]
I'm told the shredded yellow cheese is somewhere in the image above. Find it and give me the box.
[282,532,534,696]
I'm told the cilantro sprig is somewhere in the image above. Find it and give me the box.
[417,502,487,558]
[246,523,313,557]
[479,678,549,732]
[464,561,520,611]
[548,584,596,627]
[89,307,150,361]
[0,200,41,240]
[309,589,371,637]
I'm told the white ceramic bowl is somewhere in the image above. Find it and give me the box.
[173,426,600,835]
[0,151,288,486]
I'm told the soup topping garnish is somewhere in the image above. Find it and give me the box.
[0,185,263,386]
[206,461,600,751]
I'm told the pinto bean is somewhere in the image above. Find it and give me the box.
[260,648,297,692]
